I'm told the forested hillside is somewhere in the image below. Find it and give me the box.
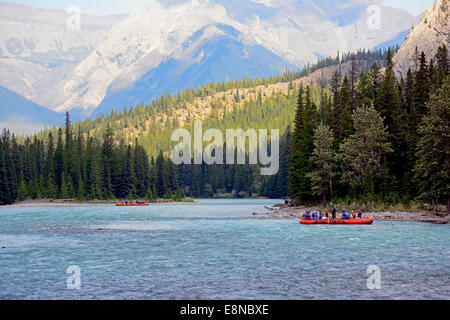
[1,46,448,213]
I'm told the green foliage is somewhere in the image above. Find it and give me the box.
[306,124,336,206]
[414,77,450,213]
[340,104,392,195]
[1,45,448,208]
[289,85,318,201]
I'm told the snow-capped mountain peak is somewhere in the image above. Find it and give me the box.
[0,0,420,120]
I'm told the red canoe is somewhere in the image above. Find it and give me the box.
[300,218,374,225]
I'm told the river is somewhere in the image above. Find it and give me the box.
[0,199,449,300]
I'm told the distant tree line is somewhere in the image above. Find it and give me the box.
[0,114,184,204]
[1,46,448,213]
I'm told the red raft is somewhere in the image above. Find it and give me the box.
[116,203,149,207]
[300,218,374,225]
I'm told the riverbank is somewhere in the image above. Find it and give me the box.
[249,206,450,224]
[6,198,196,207]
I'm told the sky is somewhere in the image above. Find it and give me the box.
[0,0,436,16]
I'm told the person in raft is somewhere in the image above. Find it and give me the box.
[311,212,317,220]
[357,211,362,219]
[331,206,337,219]
[342,211,350,219]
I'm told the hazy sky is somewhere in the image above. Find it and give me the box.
[0,0,435,16]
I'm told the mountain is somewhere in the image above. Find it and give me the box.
[0,86,63,134]
[53,0,418,117]
[0,2,125,109]
[93,24,293,116]
[393,0,450,79]
[0,0,418,126]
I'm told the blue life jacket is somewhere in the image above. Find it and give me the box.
[312,212,317,219]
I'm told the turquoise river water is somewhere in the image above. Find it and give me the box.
[0,199,449,300]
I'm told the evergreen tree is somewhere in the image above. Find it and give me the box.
[435,45,449,88]
[120,145,136,198]
[85,137,102,199]
[414,77,450,213]
[334,76,353,142]
[288,85,316,202]
[0,140,12,205]
[340,104,392,195]
[414,52,430,117]
[54,128,64,195]
[306,124,336,207]
[375,49,408,194]
[156,151,166,198]
[101,124,115,198]
[134,141,149,198]
[45,132,58,198]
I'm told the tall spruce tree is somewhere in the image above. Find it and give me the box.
[101,124,115,198]
[0,140,12,205]
[414,77,450,213]
[288,85,316,202]
[306,124,336,207]
[375,49,408,193]
[340,104,392,195]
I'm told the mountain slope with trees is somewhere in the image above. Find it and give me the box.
[1,45,449,214]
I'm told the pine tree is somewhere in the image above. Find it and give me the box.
[54,128,64,194]
[435,45,449,88]
[86,137,102,200]
[306,124,336,207]
[333,76,352,142]
[414,52,430,117]
[156,150,166,198]
[134,141,149,198]
[120,145,136,198]
[414,77,450,213]
[375,48,402,128]
[45,132,58,199]
[375,49,408,193]
[288,85,316,201]
[101,124,115,198]
[340,104,392,195]
[0,140,12,205]
[1,130,17,202]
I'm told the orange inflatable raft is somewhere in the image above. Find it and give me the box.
[300,218,374,225]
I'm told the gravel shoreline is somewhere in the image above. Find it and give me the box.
[246,206,450,224]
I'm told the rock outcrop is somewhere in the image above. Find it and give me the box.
[393,0,450,79]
